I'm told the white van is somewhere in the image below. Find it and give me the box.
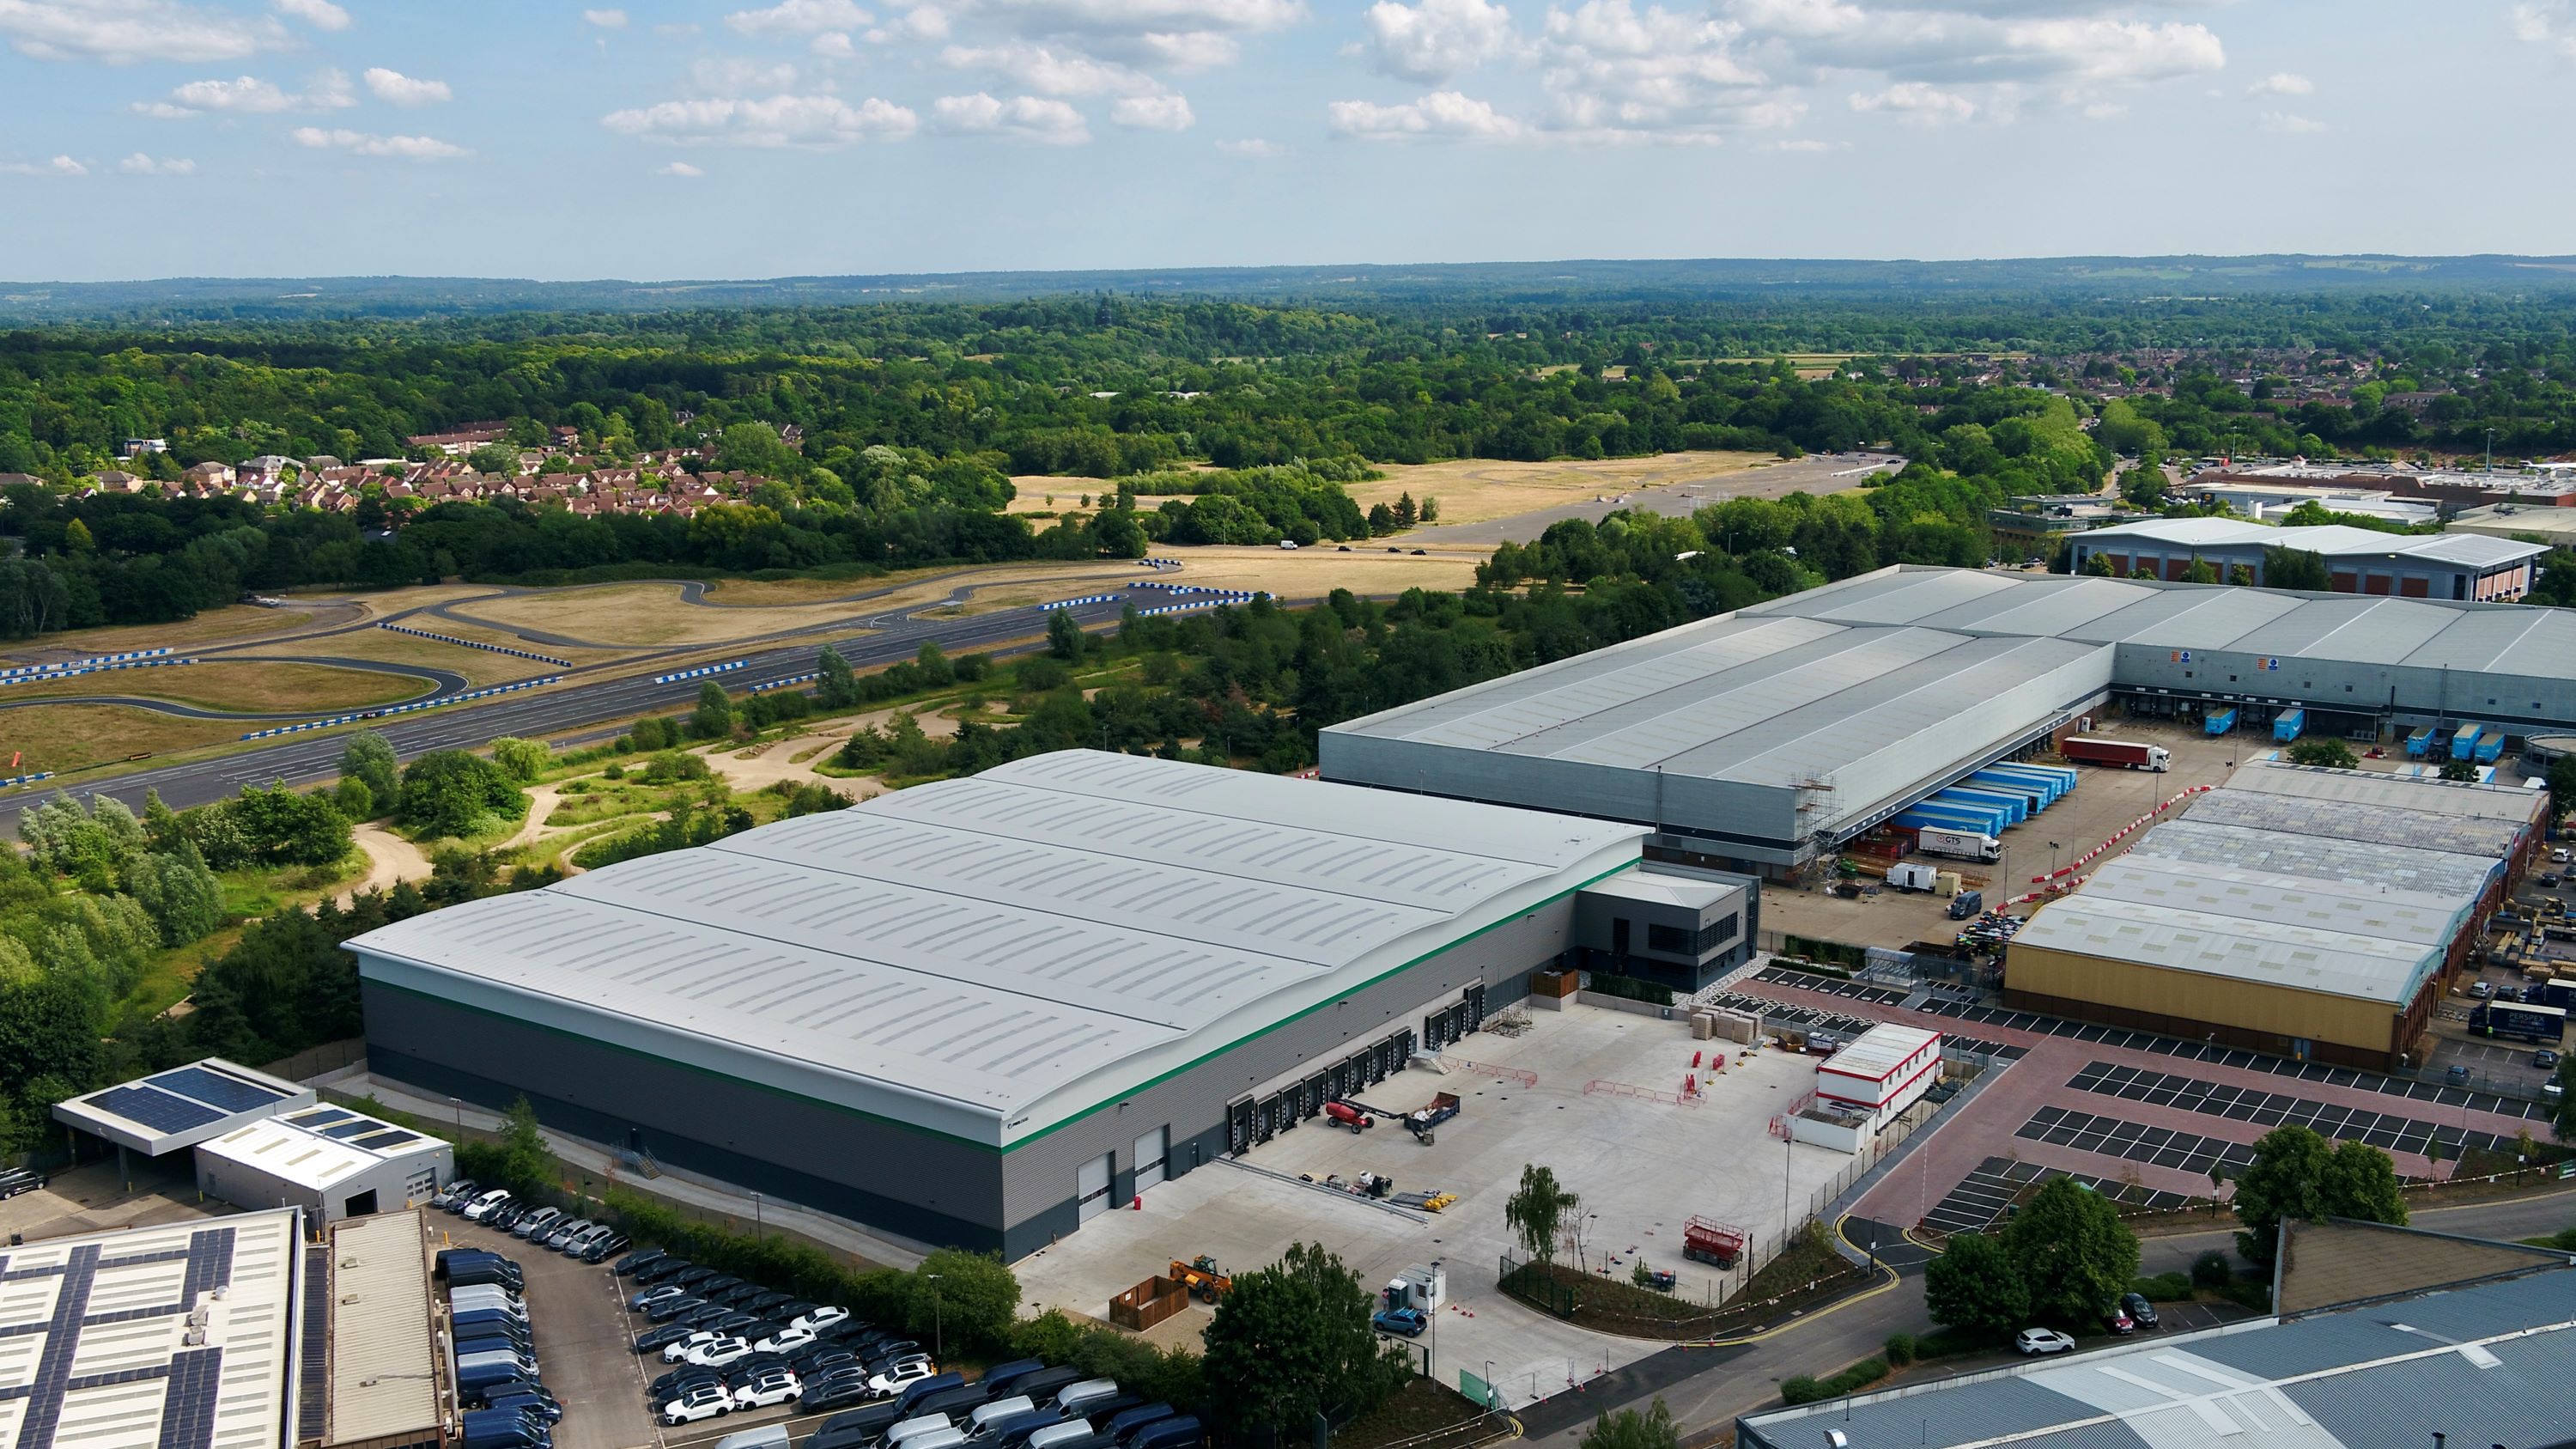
[888,1416,957,1446]
[713,1428,790,1449]
[1024,1425,1091,1449]
[969,1398,1036,1438]
[1053,1380,1118,1416]
[903,1432,967,1449]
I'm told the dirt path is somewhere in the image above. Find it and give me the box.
[339,823,433,905]
[696,706,969,803]
[503,785,562,851]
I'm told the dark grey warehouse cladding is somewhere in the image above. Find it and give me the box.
[365,902,1575,1256]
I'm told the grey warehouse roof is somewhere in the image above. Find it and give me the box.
[1737,1266,2576,1449]
[2186,788,2526,860]
[2015,855,2455,1006]
[1747,565,2576,676]
[2127,819,2500,901]
[347,751,1644,1149]
[1321,612,2111,837]
[2226,758,2548,825]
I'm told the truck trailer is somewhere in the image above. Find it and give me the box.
[2453,722,2483,762]
[2272,709,2305,744]
[2406,724,2437,758]
[1915,827,2002,862]
[2204,707,2239,736]
[2060,738,2172,771]
[2469,1001,2567,1044]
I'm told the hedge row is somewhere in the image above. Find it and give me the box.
[1779,1356,1890,1406]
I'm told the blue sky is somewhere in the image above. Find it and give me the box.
[1,0,2570,281]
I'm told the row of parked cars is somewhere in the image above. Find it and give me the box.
[433,1179,633,1263]
[438,1249,564,1449]
[796,1359,1199,1449]
[620,1246,912,1424]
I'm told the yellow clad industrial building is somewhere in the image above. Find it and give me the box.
[2005,761,2545,1070]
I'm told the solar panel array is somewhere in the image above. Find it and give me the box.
[144,1067,289,1114]
[350,1129,418,1151]
[152,1349,225,1449]
[11,1245,102,1449]
[84,1087,223,1135]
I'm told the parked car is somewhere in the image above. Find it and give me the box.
[743,1289,795,1315]
[2471,980,2496,998]
[2536,1050,2562,1072]
[2447,1063,2474,1086]
[2103,1303,2135,1335]
[795,1306,852,1332]
[734,1370,803,1409]
[1371,1307,1427,1337]
[636,1324,698,1354]
[2119,1293,2160,1330]
[660,1383,735,1426]
[436,1180,481,1212]
[574,1228,627,1261]
[685,1336,756,1368]
[647,1295,708,1324]
[630,1284,688,1312]
[635,1257,696,1285]
[870,1361,939,1397]
[803,1374,879,1413]
[462,1190,515,1222]
[756,1326,817,1355]
[614,1246,668,1276]
[538,1218,593,1250]
[2014,1328,2076,1356]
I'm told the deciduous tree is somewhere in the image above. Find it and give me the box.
[1201,1242,1409,1436]
[1923,1230,2028,1338]
[2002,1177,2139,1322]
[1505,1163,1577,1265]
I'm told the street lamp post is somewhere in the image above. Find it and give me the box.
[750,1191,762,1242]
[927,1274,944,1361]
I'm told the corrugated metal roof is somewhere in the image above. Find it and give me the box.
[2128,820,2499,900]
[347,752,1643,1139]
[2222,760,2544,826]
[325,1211,439,1447]
[2073,855,2469,949]
[200,1105,441,1190]
[2072,519,2550,569]
[1740,1265,2576,1449]
[2014,883,2442,1005]
[2186,788,2524,859]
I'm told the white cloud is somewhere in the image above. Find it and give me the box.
[290,126,470,158]
[304,66,355,106]
[583,7,629,26]
[118,151,195,173]
[1111,91,1194,127]
[2258,109,2323,134]
[932,90,1092,141]
[273,0,347,30]
[2507,0,2576,54]
[811,29,855,53]
[364,68,452,104]
[1533,0,1776,142]
[690,57,804,93]
[982,0,1303,34]
[160,75,295,112]
[0,0,286,63]
[0,154,87,175]
[603,92,919,146]
[1850,80,1976,124]
[869,3,949,38]
[2000,16,2221,83]
[1215,136,1279,155]
[1765,136,1841,150]
[1364,0,1517,82]
[726,0,872,35]
[2245,70,2311,97]
[942,40,1162,93]
[1327,88,1520,138]
[659,160,705,174]
[1133,29,1236,66]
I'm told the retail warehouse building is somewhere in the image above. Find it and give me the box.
[1322,566,2576,876]
[347,751,1755,1255]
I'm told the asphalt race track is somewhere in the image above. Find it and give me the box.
[0,594,1132,826]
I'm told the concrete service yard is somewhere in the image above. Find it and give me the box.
[1014,1003,1857,1409]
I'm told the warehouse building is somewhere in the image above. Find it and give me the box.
[53,1059,315,1180]
[2064,517,2548,599]
[1319,612,2113,874]
[319,1210,441,1449]
[1737,1237,2576,1449]
[2005,760,2537,1068]
[349,750,1654,1255]
[0,1209,305,1449]
[194,1102,452,1224]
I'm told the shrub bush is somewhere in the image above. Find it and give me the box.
[1882,1333,1915,1367]
[1778,1376,1826,1406]
[2191,1251,2233,1289]
[2129,1272,2193,1302]
[1780,1357,1890,1405]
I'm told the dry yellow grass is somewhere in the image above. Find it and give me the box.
[447,583,868,648]
[0,703,258,773]
[1351,451,1773,526]
[1149,545,1480,599]
[0,660,425,713]
[0,605,321,668]
[234,629,562,688]
[1005,489,1190,516]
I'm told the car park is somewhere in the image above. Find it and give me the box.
[2120,1293,2160,1330]
[733,1370,802,1409]
[660,1383,735,1426]
[462,1190,515,1222]
[509,1207,563,1240]
[2015,1328,2076,1356]
[436,1180,481,1211]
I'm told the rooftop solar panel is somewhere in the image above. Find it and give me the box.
[318,1119,385,1141]
[147,1066,287,1113]
[154,1347,224,1449]
[88,1086,224,1135]
[350,1129,419,1151]
[287,1108,354,1129]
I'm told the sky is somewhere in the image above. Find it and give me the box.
[0,0,2571,282]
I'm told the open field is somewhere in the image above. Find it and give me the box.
[233,628,566,688]
[0,702,260,772]
[1354,450,1775,526]
[451,582,873,647]
[1144,545,1482,597]
[0,604,324,667]
[1005,487,1191,515]
[0,659,426,713]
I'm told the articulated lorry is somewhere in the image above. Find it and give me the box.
[2060,738,2172,771]
[1914,826,2002,862]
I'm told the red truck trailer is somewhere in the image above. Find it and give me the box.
[2060,737,2171,771]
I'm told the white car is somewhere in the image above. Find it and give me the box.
[793,1306,850,1332]
[733,1371,802,1409]
[663,1331,725,1363]
[2015,1328,2076,1357]
[685,1336,756,1368]
[659,1384,734,1425]
[461,1190,514,1221]
[756,1326,817,1354]
[869,1361,938,1397]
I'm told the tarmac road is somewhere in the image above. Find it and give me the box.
[0,594,1133,825]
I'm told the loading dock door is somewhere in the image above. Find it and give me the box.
[1077,1152,1115,1222]
[1228,1099,1254,1154]
[1467,983,1488,1031]
[1133,1127,1169,1192]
